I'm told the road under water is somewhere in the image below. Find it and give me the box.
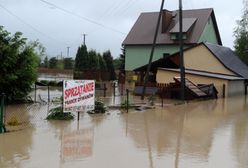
[0,96,248,168]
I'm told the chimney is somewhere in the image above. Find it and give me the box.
[162,10,173,33]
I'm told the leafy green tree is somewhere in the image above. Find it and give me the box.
[234,0,248,65]
[103,50,116,80]
[0,26,40,102]
[49,57,58,69]
[88,50,99,70]
[63,57,74,69]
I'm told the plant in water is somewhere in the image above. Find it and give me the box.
[121,99,131,109]
[147,94,156,106]
[46,106,74,120]
[88,99,106,114]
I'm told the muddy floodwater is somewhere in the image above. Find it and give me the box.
[1,95,248,168]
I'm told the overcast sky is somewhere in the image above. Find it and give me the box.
[0,0,244,59]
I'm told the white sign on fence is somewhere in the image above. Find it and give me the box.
[63,80,95,112]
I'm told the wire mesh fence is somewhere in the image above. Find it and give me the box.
[2,82,148,132]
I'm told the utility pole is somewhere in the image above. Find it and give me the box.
[82,34,87,45]
[67,47,70,58]
[141,0,165,100]
[179,0,185,101]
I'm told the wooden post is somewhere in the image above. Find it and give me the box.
[222,84,226,98]
[48,85,50,103]
[126,89,129,113]
[121,83,124,96]
[113,82,116,97]
[104,83,106,97]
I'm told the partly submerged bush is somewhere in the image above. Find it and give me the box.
[94,100,106,113]
[88,100,106,114]
[147,94,156,106]
[121,99,131,109]
[46,106,74,120]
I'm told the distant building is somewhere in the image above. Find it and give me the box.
[123,8,222,71]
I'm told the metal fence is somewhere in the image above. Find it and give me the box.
[1,82,147,133]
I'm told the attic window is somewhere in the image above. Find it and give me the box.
[170,33,187,40]
[169,18,197,40]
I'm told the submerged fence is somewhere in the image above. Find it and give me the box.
[2,82,146,133]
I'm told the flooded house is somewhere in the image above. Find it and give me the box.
[122,8,222,73]
[134,43,248,98]
[123,7,248,98]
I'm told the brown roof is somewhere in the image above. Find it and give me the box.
[123,8,222,45]
[135,42,248,79]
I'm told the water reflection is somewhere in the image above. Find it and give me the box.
[231,109,248,168]
[121,96,248,167]
[1,96,248,168]
[61,126,94,162]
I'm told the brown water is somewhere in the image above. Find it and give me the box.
[1,96,248,168]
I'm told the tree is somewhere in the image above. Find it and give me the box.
[63,57,74,69]
[118,47,126,83]
[49,57,58,69]
[0,26,40,102]
[88,50,99,70]
[43,56,49,68]
[113,57,122,70]
[103,50,116,80]
[98,53,107,71]
[74,45,88,71]
[234,0,248,65]
[119,47,125,72]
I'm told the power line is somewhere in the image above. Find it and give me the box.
[0,3,64,45]
[97,0,123,21]
[39,0,126,35]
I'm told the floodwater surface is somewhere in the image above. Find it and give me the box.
[1,96,248,168]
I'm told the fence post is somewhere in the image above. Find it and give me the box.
[0,93,5,133]
[48,85,50,103]
[126,89,129,113]
[103,83,106,97]
[34,83,37,103]
[113,82,116,97]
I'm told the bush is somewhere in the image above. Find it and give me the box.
[147,94,156,105]
[39,80,49,85]
[88,100,106,114]
[46,106,74,120]
[121,99,131,109]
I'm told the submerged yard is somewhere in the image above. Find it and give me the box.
[0,90,248,168]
